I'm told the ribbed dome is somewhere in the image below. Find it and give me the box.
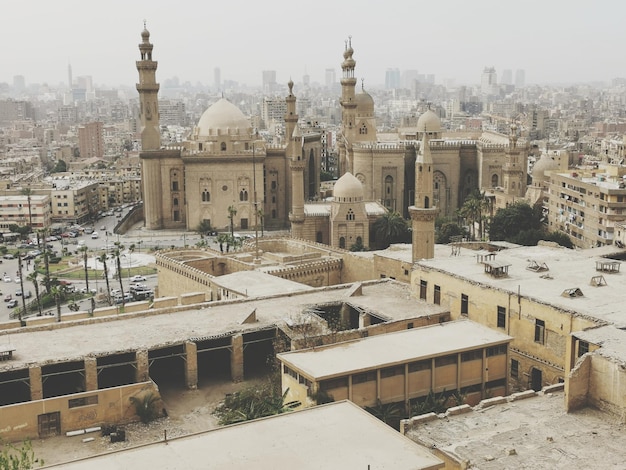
[196,98,251,136]
[417,109,441,134]
[532,153,558,182]
[334,172,364,201]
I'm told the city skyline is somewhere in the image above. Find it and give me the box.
[3,0,626,90]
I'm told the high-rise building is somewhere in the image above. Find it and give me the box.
[262,70,277,94]
[214,67,221,92]
[501,69,512,85]
[78,121,105,159]
[481,67,498,96]
[325,68,336,90]
[385,68,400,89]
[12,75,25,93]
[515,69,525,88]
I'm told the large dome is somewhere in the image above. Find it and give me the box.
[334,172,364,202]
[355,91,374,115]
[196,98,251,136]
[417,108,442,134]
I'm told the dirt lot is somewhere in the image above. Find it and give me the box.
[30,379,263,467]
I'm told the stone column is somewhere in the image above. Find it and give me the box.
[84,357,98,391]
[29,366,43,401]
[184,341,198,390]
[136,349,150,383]
[231,334,244,383]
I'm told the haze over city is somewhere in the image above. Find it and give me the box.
[3,0,625,89]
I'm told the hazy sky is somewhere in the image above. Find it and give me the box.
[3,0,625,89]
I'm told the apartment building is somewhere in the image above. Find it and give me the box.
[0,194,51,233]
[547,165,626,248]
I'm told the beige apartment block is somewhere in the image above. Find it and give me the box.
[411,243,625,394]
[278,320,511,410]
[547,164,626,248]
[0,194,51,232]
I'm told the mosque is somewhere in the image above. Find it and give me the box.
[136,27,530,253]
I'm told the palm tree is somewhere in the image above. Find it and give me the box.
[113,242,125,306]
[50,284,62,322]
[20,187,33,229]
[459,190,488,240]
[373,211,408,248]
[80,246,90,294]
[227,205,237,237]
[39,229,51,294]
[196,220,212,238]
[27,270,42,317]
[16,254,25,324]
[97,253,112,306]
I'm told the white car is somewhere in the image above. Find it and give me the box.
[91,232,99,239]
[3,276,11,283]
[131,275,146,282]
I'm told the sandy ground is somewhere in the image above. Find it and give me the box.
[30,378,264,467]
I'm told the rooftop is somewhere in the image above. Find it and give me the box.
[405,388,626,469]
[278,320,511,380]
[417,244,626,327]
[51,401,443,470]
[0,280,446,371]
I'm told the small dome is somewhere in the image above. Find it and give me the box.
[196,98,250,136]
[532,153,558,182]
[355,91,374,114]
[417,109,441,134]
[333,172,364,201]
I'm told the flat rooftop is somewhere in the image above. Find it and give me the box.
[212,270,313,297]
[0,280,447,371]
[405,389,626,469]
[278,320,511,380]
[49,401,443,470]
[417,244,626,327]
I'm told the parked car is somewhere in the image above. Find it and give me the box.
[91,232,99,239]
[7,299,18,308]
[4,294,12,302]
[84,227,94,234]
[130,275,146,282]
[79,287,97,295]
[3,275,11,283]
[2,254,14,260]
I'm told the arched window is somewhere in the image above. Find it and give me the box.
[271,209,276,218]
[425,196,430,208]
[239,189,248,201]
[346,208,355,221]
[491,174,499,187]
[173,198,179,206]
[316,231,323,243]
[220,142,226,151]
[339,237,346,249]
[359,124,367,135]
[202,189,210,202]
[356,236,362,245]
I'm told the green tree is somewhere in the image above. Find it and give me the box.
[113,243,125,306]
[196,220,212,238]
[459,190,489,240]
[213,380,300,425]
[97,253,112,306]
[8,224,31,240]
[216,233,229,253]
[544,230,574,249]
[350,238,367,251]
[129,392,160,424]
[50,284,62,322]
[0,439,43,469]
[488,201,543,242]
[80,246,90,294]
[373,211,409,248]
[366,399,404,428]
[227,205,237,237]
[436,221,467,244]
[16,254,25,325]
[52,159,67,173]
[27,270,42,317]
[20,187,33,228]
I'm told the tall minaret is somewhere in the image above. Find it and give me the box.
[136,24,163,229]
[503,122,525,197]
[289,125,306,239]
[409,121,438,261]
[136,23,160,151]
[285,79,298,147]
[339,37,357,174]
